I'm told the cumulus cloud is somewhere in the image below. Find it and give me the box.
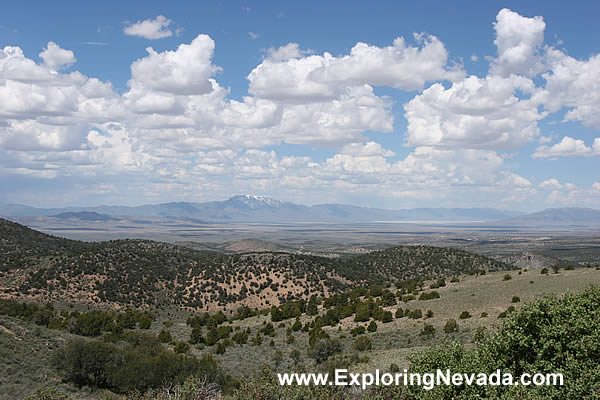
[404,74,543,150]
[3,9,600,209]
[123,15,174,40]
[532,136,600,158]
[339,142,395,157]
[250,35,462,102]
[128,34,220,95]
[39,42,76,69]
[491,8,546,77]
[537,51,600,129]
[310,34,464,90]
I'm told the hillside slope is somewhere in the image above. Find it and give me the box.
[0,218,511,311]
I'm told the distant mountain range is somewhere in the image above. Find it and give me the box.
[497,208,600,227]
[1,195,598,226]
[1,195,524,223]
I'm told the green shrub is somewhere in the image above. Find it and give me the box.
[174,341,190,354]
[367,321,378,332]
[419,291,440,301]
[309,338,342,364]
[443,318,459,333]
[395,308,404,318]
[541,267,549,275]
[388,287,600,399]
[502,274,512,281]
[157,329,172,343]
[458,311,471,319]
[419,323,436,337]
[352,335,372,351]
[407,309,422,319]
[350,326,366,336]
[511,296,520,303]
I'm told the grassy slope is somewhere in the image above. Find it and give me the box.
[0,267,597,399]
[161,267,600,379]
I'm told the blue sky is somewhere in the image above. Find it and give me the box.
[1,1,599,210]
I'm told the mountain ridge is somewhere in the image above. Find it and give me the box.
[1,195,525,223]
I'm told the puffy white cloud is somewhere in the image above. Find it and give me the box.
[123,15,174,40]
[339,142,395,157]
[537,51,600,129]
[39,42,76,69]
[532,136,600,158]
[128,34,219,95]
[265,43,306,62]
[491,8,546,77]
[593,182,600,192]
[404,74,543,150]
[249,35,462,102]
[310,34,464,90]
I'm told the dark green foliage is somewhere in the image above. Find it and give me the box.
[367,321,377,332]
[308,338,342,364]
[395,308,404,318]
[443,318,459,333]
[419,323,436,337]
[541,267,549,275]
[407,309,422,319]
[503,274,512,281]
[52,334,227,394]
[419,291,440,301]
[398,287,600,399]
[174,341,190,354]
[512,296,521,303]
[157,329,172,343]
[350,326,366,336]
[425,309,434,319]
[381,310,393,323]
[352,335,372,351]
[291,317,302,331]
[458,311,472,319]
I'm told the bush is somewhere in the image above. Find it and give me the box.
[391,287,600,399]
[381,311,393,323]
[511,296,520,303]
[443,318,459,333]
[395,308,404,318]
[419,323,436,337]
[174,341,190,354]
[480,312,488,318]
[458,311,471,319]
[407,309,422,319]
[367,321,378,332]
[419,291,440,301]
[157,329,172,343]
[540,267,549,275]
[502,274,512,281]
[53,335,227,393]
[309,338,342,364]
[352,335,372,351]
[425,310,434,319]
[350,326,366,336]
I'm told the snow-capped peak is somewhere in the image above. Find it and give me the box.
[228,195,285,209]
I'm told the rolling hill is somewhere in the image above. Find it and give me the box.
[0,218,511,311]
